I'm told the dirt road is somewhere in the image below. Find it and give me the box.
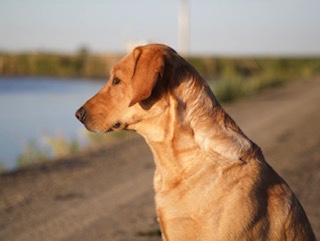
[1,77,319,241]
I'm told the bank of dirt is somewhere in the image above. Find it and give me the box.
[1,77,319,241]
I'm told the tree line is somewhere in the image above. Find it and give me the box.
[0,51,320,81]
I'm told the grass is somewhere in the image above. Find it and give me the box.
[45,135,80,157]
[0,163,6,174]
[17,140,48,168]
[211,74,289,103]
[10,131,129,171]
[16,134,81,169]
[212,77,247,102]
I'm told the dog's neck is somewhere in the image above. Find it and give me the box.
[133,73,259,189]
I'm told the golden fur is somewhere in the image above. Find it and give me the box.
[76,44,316,241]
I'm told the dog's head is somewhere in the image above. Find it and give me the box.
[75,44,181,133]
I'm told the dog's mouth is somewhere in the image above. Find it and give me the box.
[106,122,127,132]
[82,121,127,134]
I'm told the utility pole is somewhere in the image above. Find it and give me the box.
[178,0,189,56]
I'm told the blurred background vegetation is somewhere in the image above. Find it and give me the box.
[0,48,119,79]
[1,49,320,102]
[14,131,128,171]
[1,50,320,81]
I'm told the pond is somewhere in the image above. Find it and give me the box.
[0,77,105,170]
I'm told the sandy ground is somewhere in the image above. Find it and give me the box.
[0,77,319,241]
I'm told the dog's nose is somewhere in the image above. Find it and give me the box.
[75,107,87,123]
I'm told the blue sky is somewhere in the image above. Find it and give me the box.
[0,0,319,55]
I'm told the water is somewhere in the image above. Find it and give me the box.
[0,77,104,170]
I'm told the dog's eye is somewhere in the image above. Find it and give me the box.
[112,77,121,85]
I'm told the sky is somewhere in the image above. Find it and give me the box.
[0,0,319,56]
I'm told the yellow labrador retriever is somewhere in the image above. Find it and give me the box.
[76,44,316,241]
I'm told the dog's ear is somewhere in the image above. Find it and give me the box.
[129,47,165,107]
